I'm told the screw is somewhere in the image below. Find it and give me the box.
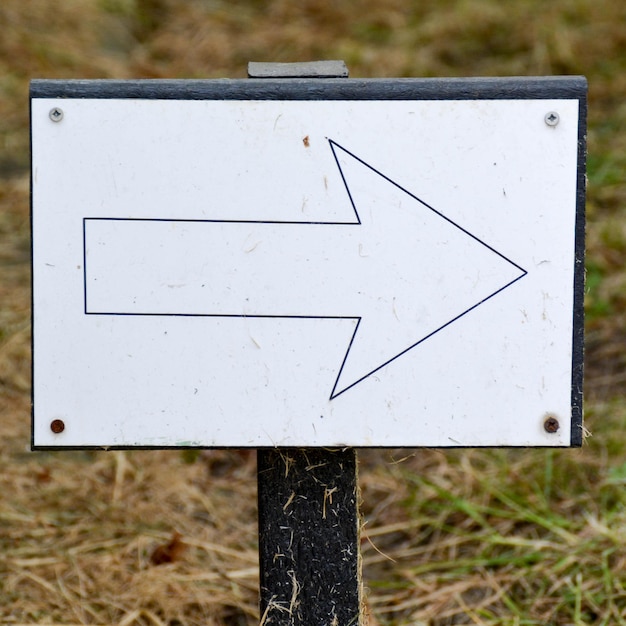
[49,107,64,122]
[544,416,560,434]
[544,111,559,127]
[50,419,65,434]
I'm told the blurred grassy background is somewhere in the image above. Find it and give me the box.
[1,0,625,624]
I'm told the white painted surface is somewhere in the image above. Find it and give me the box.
[31,97,580,447]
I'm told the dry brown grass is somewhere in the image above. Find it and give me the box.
[2,0,626,623]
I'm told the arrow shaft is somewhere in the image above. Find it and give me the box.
[84,218,361,317]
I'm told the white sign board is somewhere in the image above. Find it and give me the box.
[31,78,586,448]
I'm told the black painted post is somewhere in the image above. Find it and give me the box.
[252,61,361,626]
[258,448,361,626]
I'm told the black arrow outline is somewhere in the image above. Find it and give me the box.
[84,138,527,400]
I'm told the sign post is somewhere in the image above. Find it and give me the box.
[258,447,360,625]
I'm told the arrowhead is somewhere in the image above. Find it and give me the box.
[328,140,527,399]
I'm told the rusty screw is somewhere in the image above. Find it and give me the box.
[50,419,65,434]
[544,416,560,434]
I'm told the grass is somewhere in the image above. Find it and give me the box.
[2,0,626,623]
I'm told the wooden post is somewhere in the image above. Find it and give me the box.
[252,61,361,626]
[258,448,361,625]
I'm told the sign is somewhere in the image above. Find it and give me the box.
[30,78,586,448]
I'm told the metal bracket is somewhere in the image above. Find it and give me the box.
[248,60,349,79]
